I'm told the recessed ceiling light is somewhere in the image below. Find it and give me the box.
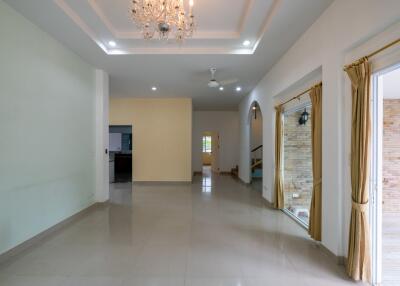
[219,86,224,91]
[236,86,242,92]
[151,86,157,91]
[252,106,257,110]
[108,41,117,47]
[243,40,251,46]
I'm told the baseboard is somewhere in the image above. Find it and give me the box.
[236,176,251,185]
[0,202,106,265]
[319,243,346,265]
[262,197,274,208]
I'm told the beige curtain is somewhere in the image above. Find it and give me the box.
[308,83,322,241]
[345,58,371,282]
[274,105,284,209]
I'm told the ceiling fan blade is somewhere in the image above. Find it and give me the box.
[219,78,238,86]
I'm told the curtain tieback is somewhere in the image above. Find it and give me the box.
[352,200,368,212]
[313,178,322,187]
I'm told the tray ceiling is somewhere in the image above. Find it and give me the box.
[5,0,334,110]
[55,0,278,54]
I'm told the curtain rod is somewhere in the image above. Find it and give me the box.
[277,82,322,107]
[344,38,400,70]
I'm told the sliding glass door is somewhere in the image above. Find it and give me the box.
[282,104,313,227]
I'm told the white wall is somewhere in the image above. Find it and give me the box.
[238,0,400,256]
[95,70,109,202]
[0,0,98,255]
[193,111,239,173]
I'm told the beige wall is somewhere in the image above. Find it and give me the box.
[109,98,192,182]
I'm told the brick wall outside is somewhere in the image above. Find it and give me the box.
[283,107,313,212]
[383,99,400,213]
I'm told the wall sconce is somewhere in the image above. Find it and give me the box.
[298,108,309,125]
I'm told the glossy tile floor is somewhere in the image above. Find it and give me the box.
[0,170,357,286]
[383,213,400,285]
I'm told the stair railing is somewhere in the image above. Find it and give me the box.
[251,145,263,171]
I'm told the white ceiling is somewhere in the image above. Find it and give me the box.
[383,67,400,99]
[6,0,334,110]
[54,0,276,54]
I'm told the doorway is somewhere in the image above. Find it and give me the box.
[109,125,132,183]
[371,64,400,285]
[250,102,263,188]
[202,131,219,176]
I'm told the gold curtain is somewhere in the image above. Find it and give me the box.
[345,58,371,282]
[274,105,284,209]
[308,83,322,241]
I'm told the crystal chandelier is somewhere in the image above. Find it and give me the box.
[131,0,195,41]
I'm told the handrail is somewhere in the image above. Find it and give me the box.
[251,159,262,169]
[251,145,263,153]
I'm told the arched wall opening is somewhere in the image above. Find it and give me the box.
[248,101,263,189]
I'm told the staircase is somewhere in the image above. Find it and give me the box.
[230,145,263,179]
[251,145,263,178]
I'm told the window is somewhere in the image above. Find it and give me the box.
[283,105,313,227]
[202,136,212,153]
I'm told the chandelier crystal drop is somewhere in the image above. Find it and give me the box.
[131,0,196,42]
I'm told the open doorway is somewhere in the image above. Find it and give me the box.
[109,125,132,183]
[250,102,263,189]
[371,64,400,285]
[202,131,219,176]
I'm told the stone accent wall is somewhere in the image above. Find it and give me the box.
[283,108,313,212]
[383,99,400,213]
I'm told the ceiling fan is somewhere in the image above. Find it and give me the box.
[207,68,238,88]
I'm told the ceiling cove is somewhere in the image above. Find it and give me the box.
[54,0,281,55]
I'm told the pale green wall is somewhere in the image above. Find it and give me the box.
[0,1,96,254]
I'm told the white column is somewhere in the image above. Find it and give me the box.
[95,70,109,202]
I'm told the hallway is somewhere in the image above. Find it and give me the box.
[0,174,353,286]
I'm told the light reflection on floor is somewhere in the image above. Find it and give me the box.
[0,166,354,286]
[202,166,212,193]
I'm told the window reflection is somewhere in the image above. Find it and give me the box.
[202,176,212,192]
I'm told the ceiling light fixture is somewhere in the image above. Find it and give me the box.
[219,86,224,91]
[108,41,117,47]
[243,40,251,46]
[131,0,196,42]
[236,86,242,92]
[151,86,157,91]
